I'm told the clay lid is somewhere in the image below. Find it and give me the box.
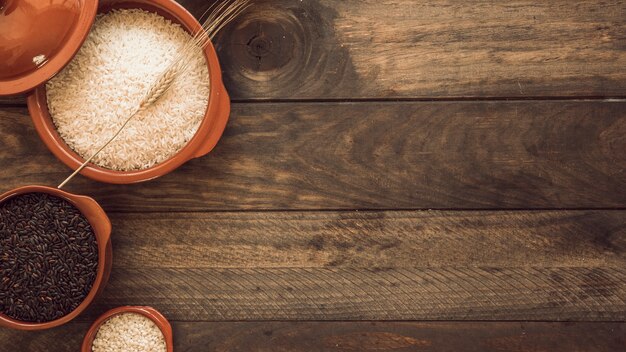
[0,0,98,96]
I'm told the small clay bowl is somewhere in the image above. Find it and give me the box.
[27,0,231,184]
[82,306,173,352]
[0,185,112,330]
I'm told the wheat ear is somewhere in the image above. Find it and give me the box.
[57,64,181,188]
[58,1,250,189]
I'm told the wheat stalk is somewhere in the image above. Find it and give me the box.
[58,0,251,189]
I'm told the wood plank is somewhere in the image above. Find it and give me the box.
[109,211,626,268]
[2,321,625,351]
[203,0,626,100]
[0,97,23,106]
[1,101,624,211]
[60,209,626,321]
[2,0,624,104]
[79,267,626,321]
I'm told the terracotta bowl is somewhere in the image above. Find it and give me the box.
[81,306,173,352]
[0,0,98,96]
[27,0,231,184]
[0,185,112,330]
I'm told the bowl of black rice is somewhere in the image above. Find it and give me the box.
[0,185,112,330]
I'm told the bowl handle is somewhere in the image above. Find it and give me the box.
[193,84,231,159]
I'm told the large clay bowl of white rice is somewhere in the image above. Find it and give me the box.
[26,0,230,184]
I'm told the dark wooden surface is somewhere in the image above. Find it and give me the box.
[1,0,625,351]
[3,322,625,351]
[3,0,626,105]
[1,101,625,211]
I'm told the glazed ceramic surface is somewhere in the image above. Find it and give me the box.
[0,0,98,95]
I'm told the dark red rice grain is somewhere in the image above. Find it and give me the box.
[0,193,98,322]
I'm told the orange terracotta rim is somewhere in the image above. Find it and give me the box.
[0,185,112,330]
[27,0,231,184]
[81,306,174,352]
[0,0,98,96]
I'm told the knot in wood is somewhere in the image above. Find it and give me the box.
[214,1,351,98]
[246,35,272,58]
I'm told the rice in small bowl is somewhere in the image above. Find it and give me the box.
[27,0,231,184]
[81,306,173,352]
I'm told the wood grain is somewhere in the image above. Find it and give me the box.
[1,101,624,211]
[173,321,626,352]
[3,0,625,104]
[0,96,23,106]
[78,267,626,321]
[1,321,624,351]
[108,210,626,268]
[1,1,624,349]
[204,0,626,100]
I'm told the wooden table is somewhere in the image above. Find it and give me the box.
[1,0,625,350]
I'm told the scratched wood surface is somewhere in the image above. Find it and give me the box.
[1,0,625,351]
[0,101,624,211]
[105,211,626,269]
[2,322,625,351]
[2,209,620,322]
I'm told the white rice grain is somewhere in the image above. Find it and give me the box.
[92,312,167,352]
[46,9,210,171]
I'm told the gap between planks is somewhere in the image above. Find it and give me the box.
[3,96,626,107]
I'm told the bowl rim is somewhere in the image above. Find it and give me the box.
[27,0,231,184]
[0,185,112,330]
[81,306,174,352]
[0,0,99,96]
